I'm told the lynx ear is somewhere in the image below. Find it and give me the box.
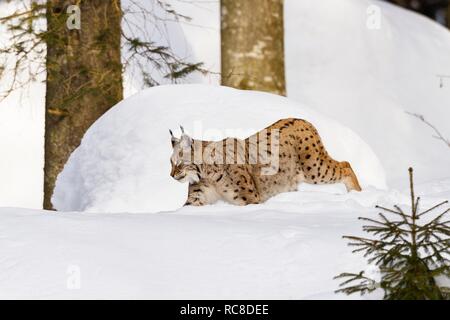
[180,133,192,149]
[169,129,179,147]
[178,125,192,148]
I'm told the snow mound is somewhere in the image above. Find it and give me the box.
[53,85,386,213]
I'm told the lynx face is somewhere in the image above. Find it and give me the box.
[169,131,200,184]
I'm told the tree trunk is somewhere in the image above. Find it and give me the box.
[447,4,450,29]
[220,0,286,96]
[44,0,123,209]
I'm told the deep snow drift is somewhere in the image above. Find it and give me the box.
[2,179,449,299]
[53,85,386,213]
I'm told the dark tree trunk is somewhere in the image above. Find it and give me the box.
[220,0,286,96]
[44,0,123,209]
[447,4,450,29]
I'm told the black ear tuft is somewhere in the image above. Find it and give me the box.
[170,129,179,147]
[171,138,178,148]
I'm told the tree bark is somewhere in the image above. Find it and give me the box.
[44,0,123,209]
[447,4,450,29]
[221,0,286,96]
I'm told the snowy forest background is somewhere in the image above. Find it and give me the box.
[0,0,449,299]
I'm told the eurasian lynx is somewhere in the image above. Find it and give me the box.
[169,118,361,206]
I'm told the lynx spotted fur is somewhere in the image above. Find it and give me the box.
[169,118,361,206]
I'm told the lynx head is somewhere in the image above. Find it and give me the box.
[169,126,200,184]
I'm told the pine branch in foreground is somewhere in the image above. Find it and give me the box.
[335,168,450,300]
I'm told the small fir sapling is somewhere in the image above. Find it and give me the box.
[335,168,449,300]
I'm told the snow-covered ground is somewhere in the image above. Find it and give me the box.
[0,0,449,299]
[1,84,448,299]
[1,180,448,299]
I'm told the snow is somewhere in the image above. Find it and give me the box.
[52,84,386,213]
[2,0,450,207]
[284,0,450,186]
[0,0,213,209]
[0,202,369,299]
[1,182,448,299]
[165,0,450,186]
[0,0,449,299]
[0,2,45,208]
[121,0,208,96]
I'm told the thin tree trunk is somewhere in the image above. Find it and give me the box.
[221,0,286,96]
[44,0,123,209]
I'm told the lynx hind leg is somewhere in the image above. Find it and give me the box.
[339,161,362,192]
[184,181,219,206]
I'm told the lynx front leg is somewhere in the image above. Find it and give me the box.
[223,166,261,205]
[184,181,219,206]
